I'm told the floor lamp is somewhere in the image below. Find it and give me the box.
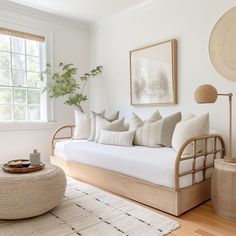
[194,84,235,163]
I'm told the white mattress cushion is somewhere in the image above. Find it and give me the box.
[54,140,211,189]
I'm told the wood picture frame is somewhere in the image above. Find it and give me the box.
[130,39,177,105]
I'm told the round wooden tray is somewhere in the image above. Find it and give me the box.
[2,161,45,174]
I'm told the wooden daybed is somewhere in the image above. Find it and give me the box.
[50,125,225,216]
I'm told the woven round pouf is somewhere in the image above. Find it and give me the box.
[0,164,66,219]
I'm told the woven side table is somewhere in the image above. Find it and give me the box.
[0,164,66,220]
[211,159,236,220]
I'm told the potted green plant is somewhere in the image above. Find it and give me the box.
[41,63,103,113]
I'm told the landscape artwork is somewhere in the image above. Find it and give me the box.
[130,39,177,105]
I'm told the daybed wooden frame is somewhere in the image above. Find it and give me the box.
[50,125,225,216]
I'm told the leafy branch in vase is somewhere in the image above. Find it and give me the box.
[41,63,103,113]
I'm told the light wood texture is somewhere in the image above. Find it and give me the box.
[141,200,236,236]
[174,134,225,190]
[50,125,225,216]
[211,159,236,220]
[51,125,75,155]
[0,27,45,42]
[209,6,236,82]
[51,156,212,216]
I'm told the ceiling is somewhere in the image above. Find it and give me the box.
[8,0,153,23]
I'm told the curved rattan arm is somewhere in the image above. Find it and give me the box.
[51,125,75,155]
[174,134,225,190]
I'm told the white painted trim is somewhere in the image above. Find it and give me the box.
[0,121,55,131]
[0,17,55,122]
[0,0,89,31]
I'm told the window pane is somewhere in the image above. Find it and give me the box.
[12,70,26,86]
[27,56,40,72]
[0,69,11,85]
[27,72,42,87]
[14,88,26,104]
[12,37,25,54]
[0,105,11,121]
[0,88,11,104]
[0,51,10,69]
[12,53,25,70]
[0,35,10,52]
[28,89,40,104]
[14,105,26,120]
[26,40,39,56]
[28,105,40,120]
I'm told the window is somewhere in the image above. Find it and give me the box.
[0,28,46,122]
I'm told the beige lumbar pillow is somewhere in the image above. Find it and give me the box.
[94,116,125,142]
[99,130,135,147]
[129,110,162,132]
[134,112,181,147]
[88,111,119,141]
[73,110,91,139]
[172,113,209,154]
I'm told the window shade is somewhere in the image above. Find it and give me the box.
[0,27,45,42]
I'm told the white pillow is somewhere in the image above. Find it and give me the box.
[172,113,209,154]
[87,110,105,141]
[134,112,181,147]
[94,116,125,142]
[73,110,91,139]
[87,111,119,141]
[129,110,162,132]
[99,130,135,147]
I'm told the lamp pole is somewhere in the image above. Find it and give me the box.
[218,93,233,158]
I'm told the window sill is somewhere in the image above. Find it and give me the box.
[0,122,55,132]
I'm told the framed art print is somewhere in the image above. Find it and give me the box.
[130,39,177,105]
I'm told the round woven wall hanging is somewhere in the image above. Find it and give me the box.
[209,6,236,82]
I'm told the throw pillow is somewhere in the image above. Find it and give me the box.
[134,112,182,147]
[172,113,209,154]
[98,130,135,147]
[129,110,162,132]
[94,116,125,142]
[87,110,105,141]
[73,110,91,139]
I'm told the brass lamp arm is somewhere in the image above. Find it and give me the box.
[218,93,233,97]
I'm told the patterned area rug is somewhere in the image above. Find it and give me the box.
[0,177,180,236]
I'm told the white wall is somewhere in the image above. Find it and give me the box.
[89,0,236,154]
[0,0,89,162]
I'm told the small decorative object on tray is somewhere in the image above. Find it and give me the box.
[8,160,31,168]
[2,159,45,174]
[29,149,41,166]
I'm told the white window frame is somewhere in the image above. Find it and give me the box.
[0,21,55,130]
[0,36,47,122]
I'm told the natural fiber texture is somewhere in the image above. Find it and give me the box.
[0,164,66,220]
[0,177,180,236]
[211,159,236,219]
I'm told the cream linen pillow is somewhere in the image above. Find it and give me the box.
[87,111,119,141]
[172,113,209,154]
[73,110,91,139]
[87,110,105,141]
[129,111,162,132]
[98,130,135,147]
[94,116,125,142]
[134,112,181,147]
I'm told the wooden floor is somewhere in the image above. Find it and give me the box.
[146,201,236,236]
